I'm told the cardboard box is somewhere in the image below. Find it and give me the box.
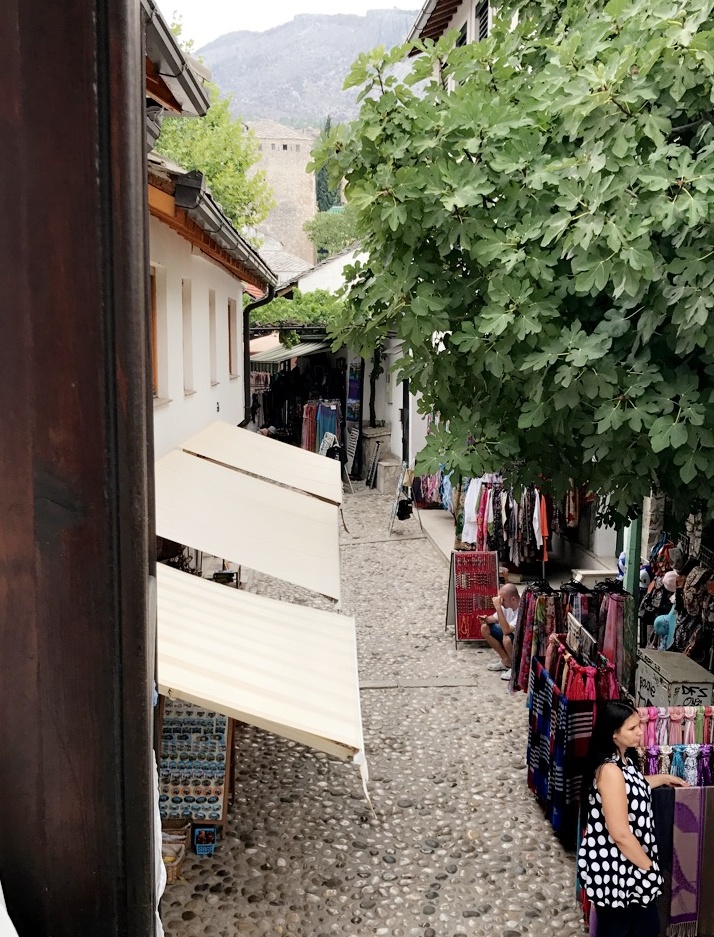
[635,649,714,708]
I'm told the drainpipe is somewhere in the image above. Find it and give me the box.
[242,285,276,424]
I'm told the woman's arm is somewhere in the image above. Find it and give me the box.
[646,774,688,789]
[597,763,653,870]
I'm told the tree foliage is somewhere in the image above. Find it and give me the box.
[316,117,343,211]
[250,289,344,329]
[315,0,714,524]
[303,203,359,258]
[156,83,274,231]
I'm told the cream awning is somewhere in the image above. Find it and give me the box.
[155,448,341,600]
[251,340,328,364]
[157,564,367,769]
[180,421,342,505]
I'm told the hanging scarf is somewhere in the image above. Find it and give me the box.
[660,745,673,775]
[602,594,625,686]
[683,707,697,744]
[670,787,705,937]
[705,706,714,744]
[683,744,700,787]
[647,706,659,744]
[699,744,713,787]
[670,707,685,745]
[657,707,670,745]
[699,787,714,937]
[695,706,705,744]
[671,744,687,780]
[646,745,660,776]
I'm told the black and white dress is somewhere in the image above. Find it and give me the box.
[577,755,663,908]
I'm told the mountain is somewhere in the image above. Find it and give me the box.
[198,9,417,128]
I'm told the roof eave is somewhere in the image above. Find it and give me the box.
[173,171,277,289]
[142,0,210,118]
[406,0,441,43]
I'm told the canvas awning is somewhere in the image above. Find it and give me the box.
[155,448,341,600]
[157,564,367,773]
[251,340,328,364]
[180,421,342,505]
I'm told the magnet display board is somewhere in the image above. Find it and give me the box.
[446,551,499,643]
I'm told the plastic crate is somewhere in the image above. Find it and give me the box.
[193,826,217,856]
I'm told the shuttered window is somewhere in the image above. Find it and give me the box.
[475,1,489,41]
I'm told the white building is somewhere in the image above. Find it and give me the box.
[407,0,491,47]
[147,154,276,458]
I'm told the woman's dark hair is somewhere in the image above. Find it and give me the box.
[579,701,638,821]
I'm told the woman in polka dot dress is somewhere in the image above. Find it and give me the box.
[577,701,687,937]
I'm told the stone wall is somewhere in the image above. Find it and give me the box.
[250,120,318,265]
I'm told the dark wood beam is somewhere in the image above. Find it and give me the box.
[0,1,154,934]
[146,55,182,114]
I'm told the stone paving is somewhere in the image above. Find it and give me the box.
[161,488,585,937]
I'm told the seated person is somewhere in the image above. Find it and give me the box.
[480,583,520,680]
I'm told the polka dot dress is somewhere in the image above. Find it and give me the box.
[577,756,663,908]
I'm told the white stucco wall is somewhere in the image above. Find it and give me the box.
[150,217,245,459]
[297,250,367,294]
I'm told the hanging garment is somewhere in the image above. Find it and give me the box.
[669,708,685,745]
[670,745,686,779]
[461,478,482,544]
[683,708,698,744]
[657,708,670,746]
[533,487,543,548]
[669,787,705,937]
[660,745,673,775]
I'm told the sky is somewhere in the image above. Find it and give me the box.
[161,1,419,49]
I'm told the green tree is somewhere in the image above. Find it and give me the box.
[156,83,274,231]
[249,289,343,328]
[316,117,342,212]
[303,203,359,258]
[315,0,714,525]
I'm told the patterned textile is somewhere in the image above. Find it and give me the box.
[301,401,318,451]
[700,787,714,937]
[669,786,704,936]
[527,659,595,846]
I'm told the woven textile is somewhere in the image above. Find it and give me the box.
[699,787,714,937]
[669,787,704,936]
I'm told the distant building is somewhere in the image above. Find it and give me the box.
[249,119,318,266]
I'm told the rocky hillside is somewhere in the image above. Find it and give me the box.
[199,9,417,128]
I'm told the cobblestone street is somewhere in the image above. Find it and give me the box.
[161,489,584,937]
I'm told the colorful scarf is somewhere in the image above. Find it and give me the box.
[669,786,704,937]
[699,787,714,937]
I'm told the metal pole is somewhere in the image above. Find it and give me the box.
[0,1,154,932]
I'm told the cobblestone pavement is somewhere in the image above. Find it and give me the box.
[161,489,585,937]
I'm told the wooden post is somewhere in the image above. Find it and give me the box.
[0,1,154,934]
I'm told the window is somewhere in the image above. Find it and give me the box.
[150,267,158,397]
[182,279,194,393]
[475,1,489,41]
[282,144,288,151]
[209,289,218,385]
[296,144,300,152]
[456,22,468,46]
[271,143,275,150]
[228,298,239,378]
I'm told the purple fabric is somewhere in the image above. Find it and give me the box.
[670,787,704,933]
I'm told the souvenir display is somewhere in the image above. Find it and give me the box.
[158,697,233,829]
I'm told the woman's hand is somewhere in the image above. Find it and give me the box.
[647,773,689,788]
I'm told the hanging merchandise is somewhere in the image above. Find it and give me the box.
[158,697,234,834]
[509,581,563,693]
[445,551,499,643]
